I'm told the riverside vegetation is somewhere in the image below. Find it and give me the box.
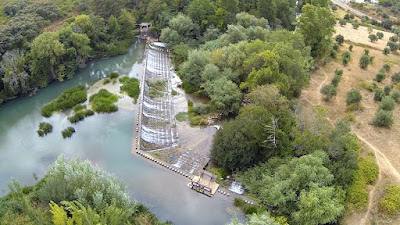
[0,156,172,225]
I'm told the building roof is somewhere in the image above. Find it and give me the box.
[140,22,151,26]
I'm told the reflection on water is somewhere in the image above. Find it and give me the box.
[0,40,238,225]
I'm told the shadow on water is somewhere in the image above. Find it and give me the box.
[0,39,240,225]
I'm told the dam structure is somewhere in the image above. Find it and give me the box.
[139,42,178,150]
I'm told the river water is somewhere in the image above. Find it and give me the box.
[0,39,237,225]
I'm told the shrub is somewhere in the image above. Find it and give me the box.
[387,41,399,51]
[119,77,140,102]
[359,156,379,184]
[342,51,351,66]
[339,19,347,26]
[382,64,391,72]
[175,112,188,122]
[73,104,86,112]
[346,170,368,209]
[346,89,362,105]
[380,184,400,216]
[335,34,344,45]
[349,45,353,52]
[374,88,385,101]
[373,109,393,127]
[383,47,390,55]
[103,78,111,84]
[380,96,395,111]
[37,122,53,137]
[384,85,391,95]
[68,110,95,124]
[377,32,384,39]
[352,21,359,29]
[331,75,341,87]
[333,43,339,51]
[335,69,343,76]
[194,104,209,115]
[41,85,87,117]
[89,89,118,113]
[392,73,400,84]
[382,19,393,29]
[109,73,119,79]
[371,19,378,25]
[61,127,75,138]
[359,55,370,69]
[330,50,337,58]
[320,85,337,100]
[375,72,386,82]
[389,36,399,42]
[391,91,400,103]
[368,34,378,42]
[360,82,377,92]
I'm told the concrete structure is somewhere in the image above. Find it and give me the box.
[139,22,152,39]
[188,170,219,197]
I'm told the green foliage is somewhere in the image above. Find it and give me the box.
[73,104,86,112]
[204,77,242,115]
[233,198,265,216]
[387,41,399,51]
[37,122,53,137]
[320,84,337,100]
[380,184,400,216]
[68,110,94,124]
[359,156,379,184]
[349,45,353,52]
[342,51,351,66]
[375,71,386,82]
[374,88,385,101]
[373,109,394,127]
[148,80,166,99]
[61,127,75,138]
[119,77,140,102]
[383,64,391,72]
[346,89,362,105]
[383,47,390,55]
[389,35,399,42]
[352,21,360,29]
[109,73,119,79]
[392,72,400,84]
[175,112,188,122]
[359,54,370,69]
[41,85,87,117]
[391,90,400,103]
[89,89,118,113]
[339,19,347,26]
[377,32,384,39]
[335,34,344,45]
[298,4,336,58]
[379,96,396,111]
[368,34,378,42]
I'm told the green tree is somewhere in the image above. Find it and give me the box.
[346,88,362,105]
[320,84,337,100]
[90,0,129,18]
[204,77,242,115]
[369,34,378,42]
[179,50,210,88]
[380,96,396,111]
[359,55,370,69]
[335,34,344,45]
[30,32,66,85]
[375,88,385,101]
[373,109,394,127]
[377,32,384,39]
[298,4,336,58]
[186,0,216,34]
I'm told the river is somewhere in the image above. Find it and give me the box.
[0,39,238,225]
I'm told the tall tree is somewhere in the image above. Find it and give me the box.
[297,4,335,58]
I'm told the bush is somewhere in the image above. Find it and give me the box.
[387,41,399,51]
[374,88,385,101]
[380,184,400,216]
[360,82,377,92]
[330,50,337,58]
[375,72,386,82]
[234,198,265,215]
[119,77,140,102]
[73,104,86,112]
[61,127,75,138]
[194,104,209,115]
[346,89,362,105]
[352,21,359,29]
[389,36,399,42]
[335,69,343,76]
[320,85,337,100]
[384,85,391,95]
[339,19,347,26]
[383,47,390,55]
[175,112,188,122]
[391,91,400,103]
[368,34,378,42]
[377,32,384,39]
[103,78,111,84]
[89,89,118,113]
[382,64,391,72]
[342,51,351,66]
[41,85,87,117]
[335,34,344,45]
[359,157,379,184]
[331,75,341,87]
[68,110,95,124]
[37,122,53,137]
[371,19,378,25]
[332,43,339,51]
[349,45,353,52]
[359,55,370,69]
[109,73,119,79]
[392,72,400,84]
[346,171,368,209]
[380,96,396,111]
[373,109,393,127]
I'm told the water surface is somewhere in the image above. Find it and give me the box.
[0,39,237,225]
